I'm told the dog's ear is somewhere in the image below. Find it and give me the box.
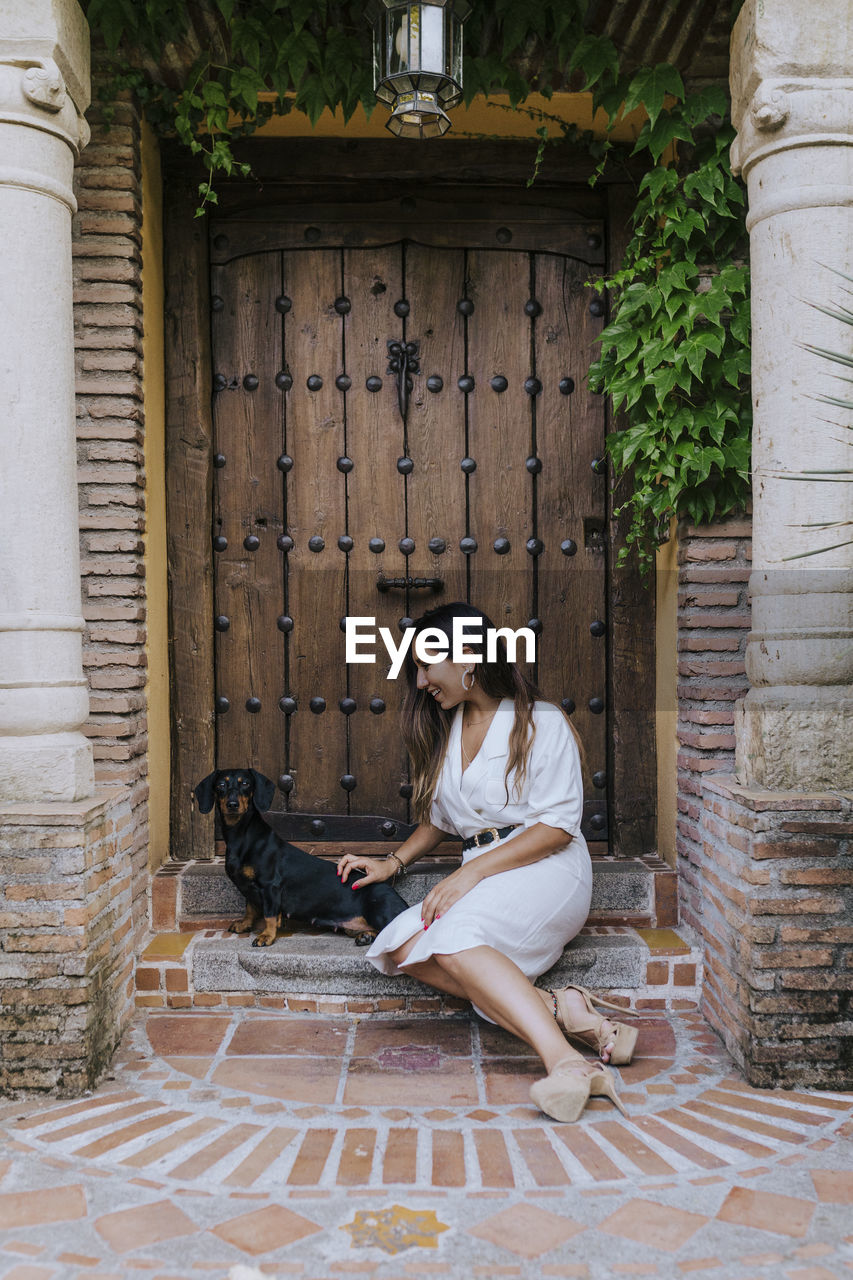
[250,770,276,812]
[193,772,218,814]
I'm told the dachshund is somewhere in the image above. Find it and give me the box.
[193,769,409,947]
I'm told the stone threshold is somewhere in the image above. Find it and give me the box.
[134,923,702,1014]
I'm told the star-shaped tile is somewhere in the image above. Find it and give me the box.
[341,1204,450,1255]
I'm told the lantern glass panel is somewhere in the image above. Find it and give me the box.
[392,4,445,74]
[450,18,463,85]
[419,5,445,72]
[372,13,383,89]
[390,6,408,75]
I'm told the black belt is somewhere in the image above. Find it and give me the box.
[461,824,519,852]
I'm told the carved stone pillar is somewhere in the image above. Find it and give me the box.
[730,0,853,790]
[0,0,93,800]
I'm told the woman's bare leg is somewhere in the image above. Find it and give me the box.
[387,935,468,999]
[388,938,588,1075]
[534,986,618,1063]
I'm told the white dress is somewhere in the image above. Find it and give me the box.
[365,699,593,1007]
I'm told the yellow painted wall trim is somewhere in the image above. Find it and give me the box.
[250,90,645,142]
[656,520,679,868]
[141,117,170,872]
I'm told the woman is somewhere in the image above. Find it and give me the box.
[337,603,637,1122]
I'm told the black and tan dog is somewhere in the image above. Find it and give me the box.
[194,769,409,947]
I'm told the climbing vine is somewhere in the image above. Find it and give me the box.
[584,73,751,568]
[81,0,751,568]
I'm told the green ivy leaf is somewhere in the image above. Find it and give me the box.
[289,0,318,32]
[682,85,729,125]
[295,74,330,126]
[88,0,128,52]
[501,7,532,58]
[730,303,751,345]
[568,34,619,91]
[623,64,684,128]
[668,208,707,244]
[230,66,264,114]
[633,111,692,162]
[679,330,724,379]
[649,366,680,405]
[640,167,676,202]
[281,32,309,91]
[202,80,228,108]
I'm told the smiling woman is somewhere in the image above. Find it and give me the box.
[336,601,639,1123]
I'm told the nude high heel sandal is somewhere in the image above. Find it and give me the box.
[548,985,638,1065]
[530,1059,628,1123]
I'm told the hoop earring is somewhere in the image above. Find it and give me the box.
[462,666,475,691]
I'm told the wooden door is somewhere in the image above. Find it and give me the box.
[208,213,608,841]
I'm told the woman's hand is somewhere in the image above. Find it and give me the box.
[420,863,482,929]
[337,852,397,889]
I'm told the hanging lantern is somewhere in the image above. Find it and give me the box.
[367,1,471,139]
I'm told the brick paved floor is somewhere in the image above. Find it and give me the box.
[1,1009,852,1279]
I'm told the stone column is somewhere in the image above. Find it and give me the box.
[0,0,93,800]
[730,0,853,791]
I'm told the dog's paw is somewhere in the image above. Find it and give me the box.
[353,931,375,947]
[252,934,276,948]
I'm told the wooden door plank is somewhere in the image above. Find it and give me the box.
[404,244,468,612]
[282,250,348,813]
[343,246,408,818]
[214,137,641,192]
[211,187,604,236]
[209,217,604,262]
[163,174,215,859]
[606,186,657,857]
[535,251,607,817]
[466,251,534,646]
[211,254,285,783]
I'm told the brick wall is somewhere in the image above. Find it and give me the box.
[675,513,852,1089]
[691,777,852,1088]
[0,790,135,1094]
[676,514,752,931]
[73,70,149,948]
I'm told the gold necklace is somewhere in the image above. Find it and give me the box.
[463,706,498,728]
[461,706,497,764]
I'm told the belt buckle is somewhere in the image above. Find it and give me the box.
[478,827,501,847]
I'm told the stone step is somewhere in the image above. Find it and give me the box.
[190,928,648,998]
[166,854,675,931]
[137,924,702,1012]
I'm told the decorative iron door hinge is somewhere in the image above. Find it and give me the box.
[387,339,420,422]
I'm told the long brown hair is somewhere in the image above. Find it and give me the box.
[401,602,584,824]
